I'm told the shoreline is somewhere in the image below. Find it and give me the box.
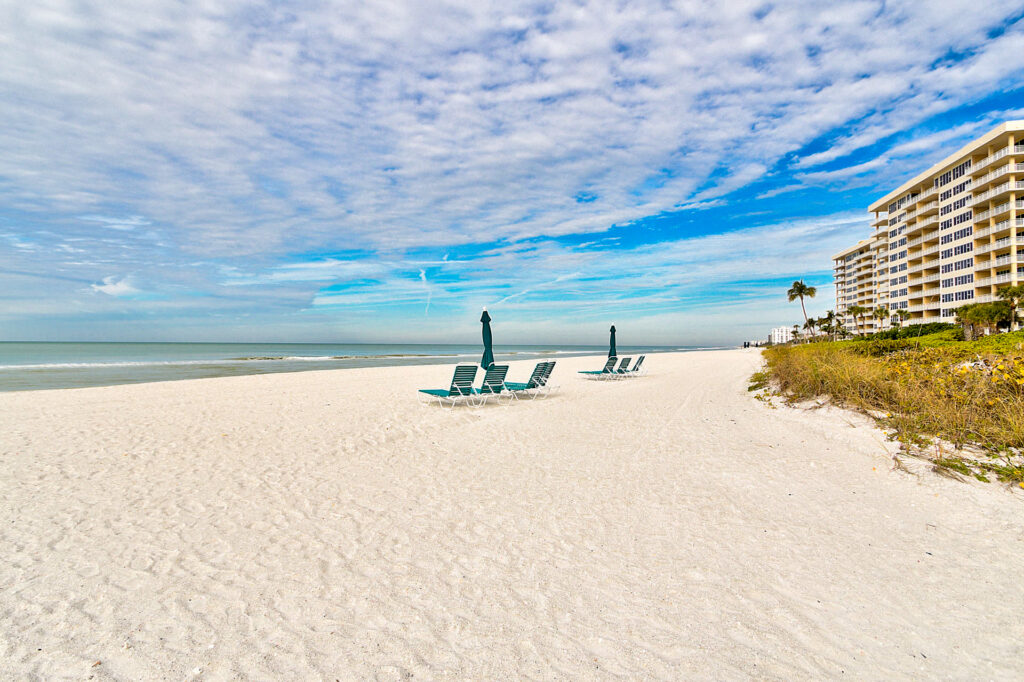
[0,344,727,393]
[3,349,1022,679]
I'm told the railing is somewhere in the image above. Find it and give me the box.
[983,254,1013,268]
[975,220,1011,239]
[974,202,1010,222]
[976,235,1024,255]
[975,273,1014,287]
[973,146,1011,173]
[973,181,1011,205]
[974,162,1024,187]
[918,200,938,214]
[907,260,939,273]
[976,294,996,303]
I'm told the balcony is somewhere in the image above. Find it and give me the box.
[973,162,1024,190]
[975,273,1014,287]
[971,145,1023,174]
[976,235,1024,255]
[981,254,1014,269]
[973,180,1024,206]
[975,202,1011,222]
[871,213,889,227]
[918,200,939,216]
[974,220,1012,240]
[906,230,939,248]
[907,260,940,274]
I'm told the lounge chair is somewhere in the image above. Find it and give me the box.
[627,355,646,376]
[418,365,478,407]
[506,361,556,398]
[471,364,510,405]
[579,356,617,377]
[612,357,632,378]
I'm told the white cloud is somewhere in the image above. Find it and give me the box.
[77,215,151,230]
[90,275,139,297]
[1,1,1021,257]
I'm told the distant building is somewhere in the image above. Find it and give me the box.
[833,120,1024,332]
[769,327,794,345]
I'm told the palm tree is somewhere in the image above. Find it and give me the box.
[804,317,818,340]
[822,310,838,341]
[846,305,868,335]
[787,280,817,331]
[791,324,801,343]
[872,305,889,332]
[894,309,909,329]
[997,285,1024,331]
[956,304,978,341]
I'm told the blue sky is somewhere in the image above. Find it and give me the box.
[2,1,1023,345]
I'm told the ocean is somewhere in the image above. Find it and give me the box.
[0,342,724,392]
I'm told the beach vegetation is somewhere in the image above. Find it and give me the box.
[757,330,1024,485]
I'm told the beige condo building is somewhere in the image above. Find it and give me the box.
[834,120,1024,333]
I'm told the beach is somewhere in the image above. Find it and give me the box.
[2,349,1022,679]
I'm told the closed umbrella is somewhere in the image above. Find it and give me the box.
[609,325,617,358]
[481,307,495,369]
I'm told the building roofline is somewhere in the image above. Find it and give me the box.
[832,239,871,260]
[868,120,1024,212]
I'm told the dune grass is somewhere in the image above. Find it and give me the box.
[757,331,1024,484]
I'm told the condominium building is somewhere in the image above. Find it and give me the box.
[768,326,794,345]
[833,120,1024,332]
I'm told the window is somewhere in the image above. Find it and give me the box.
[940,210,973,230]
[940,195,970,215]
[941,226,972,244]
[942,290,974,303]
[935,159,971,187]
[941,243,973,259]
[941,258,973,274]
[941,274,974,288]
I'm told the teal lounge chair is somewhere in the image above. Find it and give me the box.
[612,357,632,378]
[629,355,646,375]
[506,361,556,398]
[579,356,617,377]
[471,364,510,405]
[419,365,478,407]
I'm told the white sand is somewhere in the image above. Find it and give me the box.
[1,349,1022,680]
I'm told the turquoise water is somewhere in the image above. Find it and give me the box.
[0,342,719,392]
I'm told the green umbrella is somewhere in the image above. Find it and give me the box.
[609,325,617,358]
[481,307,495,369]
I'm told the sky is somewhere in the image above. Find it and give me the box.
[2,1,1024,346]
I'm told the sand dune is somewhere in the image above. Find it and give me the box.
[1,350,1022,679]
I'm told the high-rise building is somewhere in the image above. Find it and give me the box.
[833,121,1024,332]
[768,326,794,345]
